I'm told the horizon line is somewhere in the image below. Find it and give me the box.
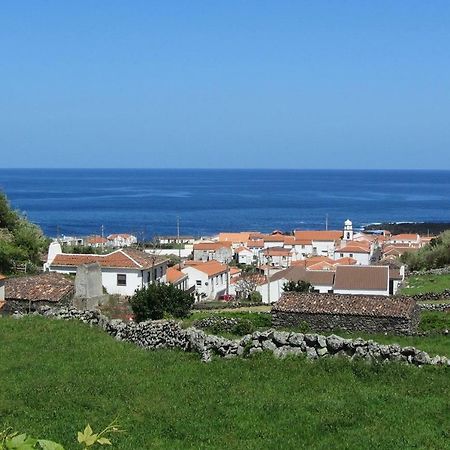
[2,167,450,171]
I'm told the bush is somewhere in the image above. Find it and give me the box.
[232,319,255,335]
[129,283,194,322]
[283,280,312,293]
[248,291,262,303]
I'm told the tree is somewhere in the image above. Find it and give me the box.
[282,280,312,293]
[129,283,194,322]
[235,269,261,300]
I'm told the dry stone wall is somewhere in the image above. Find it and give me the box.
[18,306,449,368]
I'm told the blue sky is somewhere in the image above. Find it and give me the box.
[1,1,450,169]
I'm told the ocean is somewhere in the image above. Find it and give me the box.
[1,169,450,239]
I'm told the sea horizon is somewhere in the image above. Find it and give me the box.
[1,168,450,239]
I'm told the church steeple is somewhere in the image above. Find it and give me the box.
[343,219,353,241]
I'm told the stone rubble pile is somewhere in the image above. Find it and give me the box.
[193,316,240,332]
[28,307,449,367]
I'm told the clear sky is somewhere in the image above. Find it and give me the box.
[1,1,450,169]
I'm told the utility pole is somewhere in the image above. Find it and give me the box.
[101,224,104,251]
[177,216,181,270]
[325,214,329,231]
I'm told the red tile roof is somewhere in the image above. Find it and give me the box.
[166,267,187,283]
[273,292,417,319]
[5,273,74,303]
[51,249,168,270]
[184,260,228,277]
[193,242,231,251]
[294,230,342,241]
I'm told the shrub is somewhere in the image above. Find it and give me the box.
[283,280,312,293]
[248,291,262,303]
[232,319,255,335]
[130,283,194,321]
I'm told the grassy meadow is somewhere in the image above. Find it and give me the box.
[400,273,450,296]
[1,316,449,449]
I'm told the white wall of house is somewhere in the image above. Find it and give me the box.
[333,288,389,296]
[0,281,5,302]
[182,267,228,300]
[193,247,233,263]
[293,244,312,258]
[334,251,370,265]
[312,240,336,257]
[49,263,167,296]
[236,250,255,265]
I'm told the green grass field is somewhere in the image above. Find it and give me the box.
[400,273,450,295]
[1,316,449,449]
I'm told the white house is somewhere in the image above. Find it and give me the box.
[181,261,229,301]
[45,242,168,296]
[107,233,138,248]
[193,242,233,263]
[334,243,372,265]
[387,234,421,246]
[294,230,342,257]
[166,266,189,291]
[261,247,293,268]
[235,247,255,265]
[333,265,390,296]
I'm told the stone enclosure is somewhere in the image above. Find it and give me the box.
[22,306,449,368]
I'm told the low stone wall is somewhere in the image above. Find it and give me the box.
[410,266,450,276]
[271,311,420,335]
[418,302,450,312]
[194,316,240,332]
[17,306,449,367]
[408,290,450,303]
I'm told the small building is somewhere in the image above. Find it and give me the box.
[193,242,233,263]
[235,247,255,265]
[271,292,420,334]
[333,265,390,296]
[334,243,372,265]
[158,235,195,245]
[182,261,229,301]
[0,274,6,315]
[294,230,342,257]
[4,272,75,313]
[261,247,293,268]
[107,233,138,248]
[166,266,189,291]
[46,243,169,296]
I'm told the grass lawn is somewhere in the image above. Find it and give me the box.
[400,273,450,295]
[1,316,449,449]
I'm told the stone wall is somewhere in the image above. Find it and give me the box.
[418,302,450,312]
[408,290,450,303]
[271,309,420,335]
[17,306,449,367]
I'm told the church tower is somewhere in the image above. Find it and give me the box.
[343,219,353,242]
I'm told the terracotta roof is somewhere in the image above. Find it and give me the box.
[336,244,370,254]
[334,266,389,291]
[294,230,342,241]
[307,261,336,271]
[333,257,358,266]
[270,266,335,286]
[166,267,187,283]
[86,235,108,244]
[273,292,417,319]
[235,246,252,253]
[183,260,228,277]
[390,234,419,241]
[218,232,251,242]
[229,267,242,276]
[5,273,74,303]
[263,247,292,257]
[51,249,168,270]
[247,239,264,248]
[107,233,134,239]
[261,234,286,242]
[193,242,231,251]
[389,269,403,280]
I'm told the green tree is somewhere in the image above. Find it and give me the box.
[282,280,312,293]
[129,283,194,321]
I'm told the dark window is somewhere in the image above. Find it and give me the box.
[196,280,202,286]
[117,274,127,286]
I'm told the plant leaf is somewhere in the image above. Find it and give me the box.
[96,438,112,445]
[77,432,84,443]
[36,440,65,450]
[83,425,93,438]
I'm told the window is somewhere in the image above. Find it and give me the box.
[117,274,126,286]
[154,268,157,280]
[350,254,353,258]
[196,280,202,286]
[340,253,344,257]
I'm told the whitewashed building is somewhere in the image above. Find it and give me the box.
[45,242,168,296]
[333,265,390,296]
[181,261,229,301]
[193,242,233,263]
[107,233,138,248]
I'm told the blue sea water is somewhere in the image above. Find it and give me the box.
[0,169,449,239]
